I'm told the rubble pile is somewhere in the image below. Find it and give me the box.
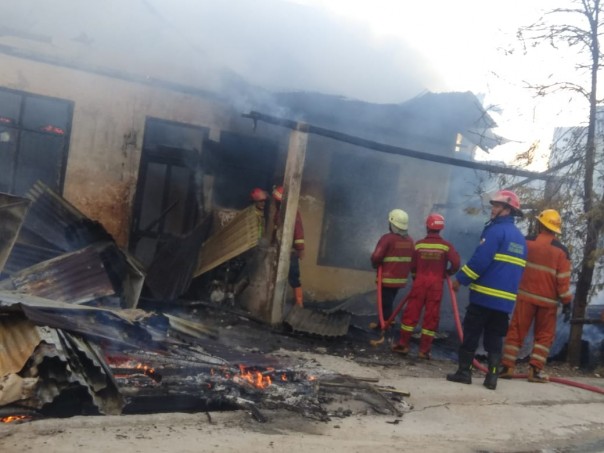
[0,185,409,425]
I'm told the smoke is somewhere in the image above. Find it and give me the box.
[0,0,443,105]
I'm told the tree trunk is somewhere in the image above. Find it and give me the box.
[567,1,600,366]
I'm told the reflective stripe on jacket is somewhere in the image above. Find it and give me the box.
[456,215,527,313]
[274,209,305,251]
[371,232,414,288]
[411,232,461,283]
[517,231,572,307]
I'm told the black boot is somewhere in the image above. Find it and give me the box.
[483,353,501,390]
[446,349,474,384]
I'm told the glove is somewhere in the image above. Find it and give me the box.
[562,304,571,323]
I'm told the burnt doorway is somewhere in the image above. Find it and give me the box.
[205,131,279,210]
[0,88,72,196]
[129,118,208,267]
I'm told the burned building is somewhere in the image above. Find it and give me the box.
[0,1,515,327]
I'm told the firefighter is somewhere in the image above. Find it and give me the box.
[392,213,460,358]
[272,186,305,307]
[370,209,414,339]
[250,188,268,239]
[447,190,527,390]
[500,209,572,383]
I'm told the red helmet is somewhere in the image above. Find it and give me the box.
[250,188,268,202]
[272,186,284,202]
[490,190,522,216]
[426,213,445,230]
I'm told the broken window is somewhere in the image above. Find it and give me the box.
[0,88,72,196]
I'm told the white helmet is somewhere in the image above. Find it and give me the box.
[388,209,409,230]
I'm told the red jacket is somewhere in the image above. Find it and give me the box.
[274,209,304,251]
[411,232,460,282]
[371,232,414,288]
[517,231,572,308]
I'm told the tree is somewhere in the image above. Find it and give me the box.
[516,0,604,366]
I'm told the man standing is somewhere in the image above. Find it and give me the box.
[500,209,572,383]
[370,209,414,340]
[250,188,269,239]
[272,186,305,307]
[447,190,527,390]
[392,213,460,358]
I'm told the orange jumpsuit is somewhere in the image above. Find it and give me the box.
[502,231,572,370]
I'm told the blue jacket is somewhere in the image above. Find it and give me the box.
[456,215,527,313]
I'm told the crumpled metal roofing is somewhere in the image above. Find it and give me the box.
[283,305,351,337]
[0,192,30,273]
[0,244,116,304]
[0,315,122,414]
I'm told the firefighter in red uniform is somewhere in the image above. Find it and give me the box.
[250,188,269,239]
[500,209,572,382]
[370,209,414,338]
[392,213,460,358]
[272,186,305,307]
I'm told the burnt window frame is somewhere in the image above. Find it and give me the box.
[0,87,73,196]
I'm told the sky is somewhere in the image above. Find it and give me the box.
[283,0,591,168]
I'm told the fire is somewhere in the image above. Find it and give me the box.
[1,415,31,424]
[236,365,272,389]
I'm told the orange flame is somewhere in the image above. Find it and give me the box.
[236,365,272,389]
[1,415,31,424]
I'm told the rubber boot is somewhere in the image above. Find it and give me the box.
[528,365,549,383]
[446,349,474,384]
[499,365,515,379]
[419,334,434,359]
[483,353,501,390]
[294,287,303,307]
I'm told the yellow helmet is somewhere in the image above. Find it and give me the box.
[388,209,409,230]
[536,209,562,234]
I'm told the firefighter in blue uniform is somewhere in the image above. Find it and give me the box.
[446,190,527,390]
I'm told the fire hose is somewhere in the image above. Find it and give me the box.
[369,266,410,346]
[445,276,604,395]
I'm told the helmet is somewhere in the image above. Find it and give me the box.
[536,209,562,234]
[388,209,409,230]
[426,213,445,231]
[489,190,522,216]
[250,188,268,202]
[272,186,284,202]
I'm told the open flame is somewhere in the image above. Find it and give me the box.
[1,415,31,424]
[235,365,272,389]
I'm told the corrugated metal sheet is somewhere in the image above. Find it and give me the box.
[22,181,113,252]
[0,313,122,414]
[284,305,351,337]
[0,192,30,273]
[0,317,43,376]
[194,205,260,277]
[0,244,116,304]
[3,182,145,308]
[0,290,161,350]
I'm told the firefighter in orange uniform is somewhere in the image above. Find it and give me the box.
[392,213,460,358]
[370,209,414,338]
[272,186,305,307]
[500,209,572,382]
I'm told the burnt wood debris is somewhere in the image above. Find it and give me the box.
[0,183,410,425]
